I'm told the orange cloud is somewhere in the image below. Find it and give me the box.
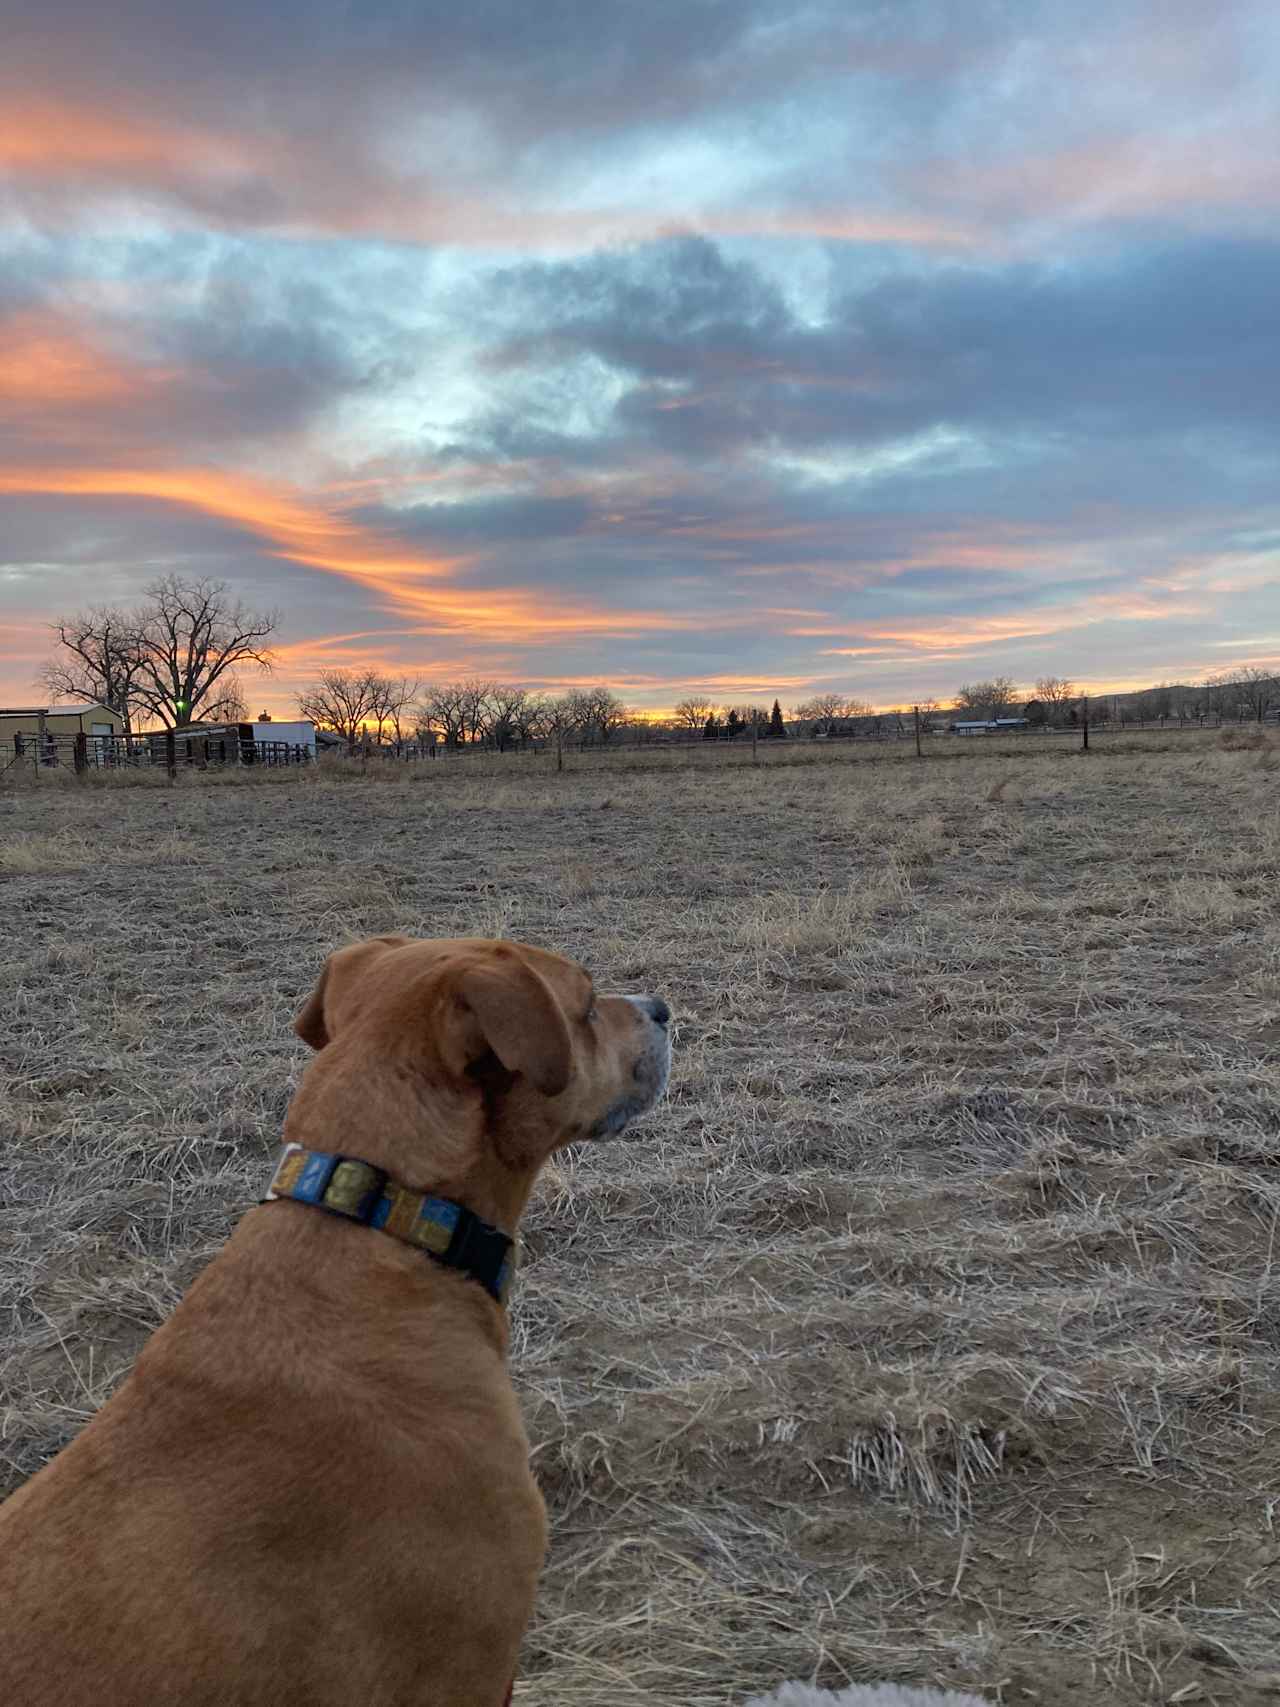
[0,310,724,645]
[810,588,1208,657]
[0,101,250,180]
[0,462,707,640]
[0,311,138,407]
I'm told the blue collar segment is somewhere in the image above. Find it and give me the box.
[264,1143,515,1305]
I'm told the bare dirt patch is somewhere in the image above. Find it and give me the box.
[3,736,1280,1704]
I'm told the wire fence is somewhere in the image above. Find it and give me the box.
[331,708,1266,766]
[6,708,1272,785]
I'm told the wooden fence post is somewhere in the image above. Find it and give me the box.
[165,730,177,781]
[752,719,759,766]
[914,705,923,758]
[73,733,88,776]
[1081,697,1089,753]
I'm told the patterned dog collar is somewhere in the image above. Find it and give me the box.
[264,1143,515,1305]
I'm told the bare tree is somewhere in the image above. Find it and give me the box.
[130,575,277,728]
[790,693,872,735]
[417,682,469,748]
[1141,682,1174,720]
[454,679,495,746]
[485,684,533,751]
[955,677,1018,720]
[674,696,716,733]
[43,604,146,733]
[297,669,382,745]
[364,674,419,748]
[1034,677,1076,720]
[1222,665,1278,723]
[387,676,420,747]
[790,692,846,734]
[536,694,579,771]
[1169,682,1203,721]
[1203,671,1237,719]
[792,691,845,724]
[212,674,250,724]
[596,688,631,743]
[411,707,439,750]
[513,691,552,744]
[568,686,630,745]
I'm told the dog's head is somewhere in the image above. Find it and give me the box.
[288,936,670,1186]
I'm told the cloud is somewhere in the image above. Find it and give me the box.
[0,460,724,646]
[3,2,1280,714]
[455,232,1280,474]
[7,2,1271,252]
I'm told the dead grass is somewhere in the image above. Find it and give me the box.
[3,732,1280,1703]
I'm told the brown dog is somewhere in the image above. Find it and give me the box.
[0,935,671,1707]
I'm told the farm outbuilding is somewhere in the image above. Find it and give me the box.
[948,717,1031,735]
[0,702,124,741]
[140,719,317,766]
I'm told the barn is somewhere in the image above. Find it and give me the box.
[0,702,125,743]
[948,717,1031,736]
[1,703,125,764]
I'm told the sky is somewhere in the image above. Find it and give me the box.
[1,0,1277,717]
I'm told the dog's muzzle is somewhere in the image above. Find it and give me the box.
[589,994,672,1140]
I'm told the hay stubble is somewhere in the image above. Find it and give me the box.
[2,735,1279,1703]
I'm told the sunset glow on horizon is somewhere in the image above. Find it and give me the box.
[2,1,1278,717]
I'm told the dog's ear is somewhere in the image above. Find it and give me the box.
[443,952,573,1096]
[294,936,411,1050]
[294,959,332,1049]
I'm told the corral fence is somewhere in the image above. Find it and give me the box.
[8,731,312,777]
[328,706,1271,768]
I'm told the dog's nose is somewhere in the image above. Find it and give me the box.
[643,997,671,1028]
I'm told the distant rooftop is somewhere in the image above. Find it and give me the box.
[0,702,115,716]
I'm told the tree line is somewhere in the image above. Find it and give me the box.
[949,671,1280,727]
[297,672,632,750]
[37,577,1280,741]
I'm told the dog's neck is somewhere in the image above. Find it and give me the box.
[283,1049,540,1238]
[264,1144,517,1307]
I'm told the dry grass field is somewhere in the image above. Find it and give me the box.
[3,732,1279,1705]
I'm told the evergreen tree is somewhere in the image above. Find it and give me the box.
[703,713,720,740]
[725,708,741,740]
[769,699,786,740]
